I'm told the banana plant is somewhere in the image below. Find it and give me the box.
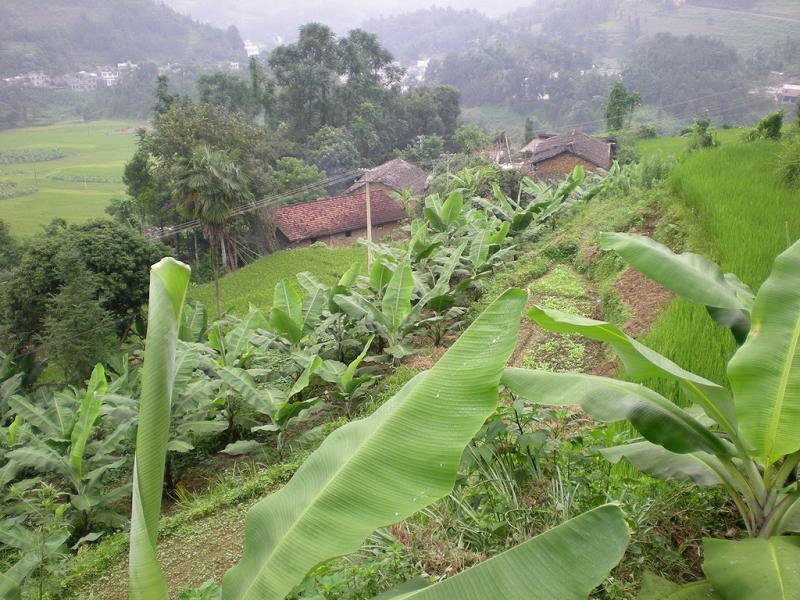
[6,365,131,536]
[334,260,422,359]
[220,289,631,599]
[128,257,191,600]
[316,337,376,416]
[267,278,326,351]
[502,237,800,599]
[422,191,465,233]
[224,355,323,455]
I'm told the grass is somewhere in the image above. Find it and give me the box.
[635,128,746,159]
[641,138,800,395]
[189,246,368,318]
[0,120,138,236]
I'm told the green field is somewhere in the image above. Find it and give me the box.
[642,137,800,395]
[189,246,368,318]
[636,127,746,158]
[0,120,138,236]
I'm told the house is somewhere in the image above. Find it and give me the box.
[96,66,119,87]
[26,72,49,88]
[348,158,430,197]
[779,84,800,105]
[522,130,614,179]
[273,189,407,248]
[64,72,99,92]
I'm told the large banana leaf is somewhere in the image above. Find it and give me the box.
[501,368,729,456]
[638,572,720,599]
[703,536,800,599]
[69,364,107,477]
[529,307,736,433]
[439,191,463,227]
[273,280,303,326]
[382,261,414,333]
[728,240,800,464]
[221,289,527,600]
[380,505,628,600]
[599,233,754,312]
[129,258,191,600]
[602,441,724,486]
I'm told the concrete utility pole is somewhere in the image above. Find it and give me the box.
[365,180,373,267]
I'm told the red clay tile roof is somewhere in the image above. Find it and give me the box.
[348,158,430,195]
[274,189,406,242]
[526,130,613,170]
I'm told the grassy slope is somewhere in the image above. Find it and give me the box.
[638,135,800,392]
[189,246,368,318]
[0,120,137,236]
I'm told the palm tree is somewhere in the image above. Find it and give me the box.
[173,146,253,315]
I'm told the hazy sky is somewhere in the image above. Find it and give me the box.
[164,0,535,43]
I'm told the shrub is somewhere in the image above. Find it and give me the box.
[742,110,784,142]
[687,115,718,150]
[777,136,800,188]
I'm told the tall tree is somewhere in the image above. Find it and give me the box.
[172,146,253,315]
[604,81,641,132]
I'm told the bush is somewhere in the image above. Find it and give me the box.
[777,137,800,188]
[1,219,168,349]
[687,115,718,151]
[742,110,784,142]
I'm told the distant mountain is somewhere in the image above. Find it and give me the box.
[159,0,534,48]
[0,0,246,77]
[361,8,508,64]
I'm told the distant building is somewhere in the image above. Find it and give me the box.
[244,39,262,57]
[522,130,614,179]
[64,71,99,92]
[779,84,800,105]
[96,66,120,87]
[273,190,407,248]
[26,72,50,88]
[348,158,430,197]
[217,61,241,72]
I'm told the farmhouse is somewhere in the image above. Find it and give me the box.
[348,158,430,197]
[273,189,407,248]
[522,130,614,178]
[779,84,800,106]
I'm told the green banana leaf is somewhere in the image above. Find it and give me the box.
[439,191,463,228]
[727,239,800,464]
[599,232,754,312]
[221,288,527,600]
[379,505,628,600]
[69,364,107,477]
[638,572,720,599]
[528,307,736,433]
[382,261,414,333]
[128,257,191,600]
[273,279,303,326]
[602,441,724,486]
[501,368,729,456]
[703,536,800,599]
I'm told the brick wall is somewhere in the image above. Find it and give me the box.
[533,153,599,179]
[286,221,406,249]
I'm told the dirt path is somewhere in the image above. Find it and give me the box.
[80,503,252,599]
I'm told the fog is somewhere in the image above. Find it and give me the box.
[162,0,535,43]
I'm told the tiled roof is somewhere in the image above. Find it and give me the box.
[274,190,406,242]
[348,158,430,195]
[527,130,613,170]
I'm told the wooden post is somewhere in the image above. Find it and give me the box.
[365,180,373,267]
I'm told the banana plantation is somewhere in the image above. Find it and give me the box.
[2,157,800,600]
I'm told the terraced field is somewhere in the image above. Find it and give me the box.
[0,120,138,236]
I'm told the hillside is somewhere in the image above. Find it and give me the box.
[0,0,245,77]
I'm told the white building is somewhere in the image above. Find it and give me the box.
[96,66,120,87]
[244,39,262,57]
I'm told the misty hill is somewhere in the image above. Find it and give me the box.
[360,8,506,63]
[0,0,245,77]
[160,0,534,47]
